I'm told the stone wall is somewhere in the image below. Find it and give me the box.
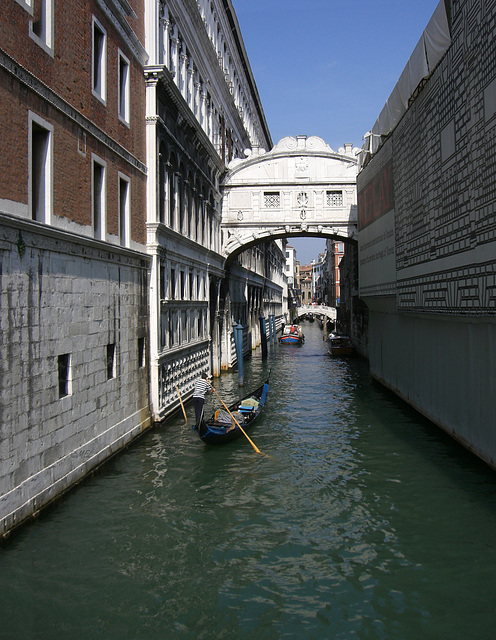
[0,215,151,535]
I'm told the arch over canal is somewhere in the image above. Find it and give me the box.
[221,136,361,264]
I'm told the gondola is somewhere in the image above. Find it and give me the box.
[194,377,269,445]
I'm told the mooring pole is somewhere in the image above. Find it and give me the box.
[259,316,268,360]
[268,314,274,344]
[233,323,244,386]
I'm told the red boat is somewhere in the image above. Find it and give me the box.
[279,324,305,344]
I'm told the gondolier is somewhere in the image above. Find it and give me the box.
[193,373,213,426]
[193,375,270,447]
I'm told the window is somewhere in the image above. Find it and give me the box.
[92,17,107,104]
[160,264,166,300]
[58,353,71,398]
[30,0,53,54]
[29,112,53,224]
[180,271,185,300]
[169,312,175,346]
[264,192,280,208]
[92,155,106,240]
[106,343,116,379]
[170,268,176,299]
[138,337,145,368]
[327,191,343,207]
[118,173,130,247]
[118,51,130,125]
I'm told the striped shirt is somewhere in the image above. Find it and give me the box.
[193,378,211,398]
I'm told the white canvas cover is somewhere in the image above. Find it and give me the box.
[361,0,451,159]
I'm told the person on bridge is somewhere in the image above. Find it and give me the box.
[193,373,214,426]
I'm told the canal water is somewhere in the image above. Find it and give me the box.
[2,323,496,639]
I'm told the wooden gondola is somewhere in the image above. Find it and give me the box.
[327,334,354,356]
[194,377,269,445]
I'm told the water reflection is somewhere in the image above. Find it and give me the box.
[2,324,496,639]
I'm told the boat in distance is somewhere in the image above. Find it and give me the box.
[194,377,269,445]
[279,324,305,344]
[327,334,354,356]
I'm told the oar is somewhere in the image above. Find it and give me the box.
[209,385,263,455]
[176,386,188,424]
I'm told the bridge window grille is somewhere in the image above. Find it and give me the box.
[327,191,343,207]
[264,192,280,208]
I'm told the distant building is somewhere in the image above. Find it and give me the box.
[298,264,313,304]
[312,254,326,304]
[325,239,345,306]
[285,245,297,287]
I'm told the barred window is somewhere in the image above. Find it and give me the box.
[264,192,280,208]
[327,191,343,207]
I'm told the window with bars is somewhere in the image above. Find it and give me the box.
[326,191,343,207]
[58,353,71,398]
[264,192,280,208]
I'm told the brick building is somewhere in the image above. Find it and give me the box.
[0,0,151,535]
[0,0,279,535]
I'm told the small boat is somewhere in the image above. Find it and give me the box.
[327,334,354,356]
[279,324,305,344]
[195,377,269,445]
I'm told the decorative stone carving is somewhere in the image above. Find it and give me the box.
[297,192,308,207]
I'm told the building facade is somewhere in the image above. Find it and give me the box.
[357,0,496,467]
[298,264,313,304]
[0,0,150,535]
[325,239,345,307]
[143,0,273,421]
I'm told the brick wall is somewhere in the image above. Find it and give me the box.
[0,0,147,244]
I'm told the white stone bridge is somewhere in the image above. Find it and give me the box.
[296,304,337,322]
[221,136,360,262]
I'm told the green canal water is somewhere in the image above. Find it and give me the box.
[2,323,496,639]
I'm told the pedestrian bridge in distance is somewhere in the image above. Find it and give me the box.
[297,305,337,322]
[221,136,360,263]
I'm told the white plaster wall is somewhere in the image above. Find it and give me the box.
[368,301,496,468]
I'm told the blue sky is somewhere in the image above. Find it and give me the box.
[234,0,439,263]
